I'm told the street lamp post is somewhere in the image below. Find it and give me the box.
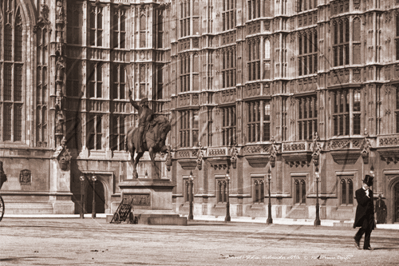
[92,175,97,219]
[267,169,273,224]
[314,172,321,226]
[225,170,231,222]
[79,176,85,219]
[188,171,194,221]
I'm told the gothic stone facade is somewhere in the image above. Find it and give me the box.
[1,0,399,223]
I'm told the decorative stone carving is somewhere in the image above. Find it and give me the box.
[330,151,360,165]
[379,150,399,165]
[53,137,72,171]
[19,169,32,185]
[245,156,269,168]
[283,154,312,168]
[56,0,65,23]
[327,139,350,150]
[208,148,226,156]
[360,134,371,164]
[312,132,322,168]
[196,144,206,170]
[166,146,173,171]
[379,137,399,146]
[283,143,306,151]
[269,137,280,168]
[229,144,239,169]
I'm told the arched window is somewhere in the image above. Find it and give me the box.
[1,1,25,142]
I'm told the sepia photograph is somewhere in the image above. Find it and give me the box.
[0,0,399,265]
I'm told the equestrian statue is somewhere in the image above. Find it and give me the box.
[126,90,171,179]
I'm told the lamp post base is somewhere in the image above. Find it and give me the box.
[314,203,320,226]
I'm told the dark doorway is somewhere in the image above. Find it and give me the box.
[86,180,106,214]
[395,183,399,223]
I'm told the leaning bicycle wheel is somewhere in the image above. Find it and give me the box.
[0,196,4,222]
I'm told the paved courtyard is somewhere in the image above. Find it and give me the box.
[1,218,399,265]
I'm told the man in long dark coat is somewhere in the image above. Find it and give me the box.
[375,194,387,224]
[353,175,375,250]
[129,91,154,153]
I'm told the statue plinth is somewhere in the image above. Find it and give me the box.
[115,178,187,225]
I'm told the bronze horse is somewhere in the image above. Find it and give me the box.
[126,115,171,179]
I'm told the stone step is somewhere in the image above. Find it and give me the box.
[4,203,54,214]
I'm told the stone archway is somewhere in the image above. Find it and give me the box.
[394,182,399,223]
[387,176,399,224]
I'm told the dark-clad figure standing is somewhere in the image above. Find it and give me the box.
[129,91,154,153]
[353,175,375,250]
[375,194,387,224]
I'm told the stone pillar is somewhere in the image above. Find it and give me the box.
[50,143,74,214]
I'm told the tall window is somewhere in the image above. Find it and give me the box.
[333,90,349,136]
[36,26,49,147]
[282,98,288,141]
[88,63,102,98]
[298,95,317,140]
[111,115,125,151]
[67,3,82,44]
[223,0,236,31]
[248,101,260,142]
[140,14,146,47]
[222,106,236,146]
[87,114,102,150]
[331,0,349,15]
[113,8,126,49]
[264,101,271,141]
[298,30,317,76]
[112,64,126,100]
[90,5,103,47]
[332,89,361,136]
[179,110,199,147]
[180,54,190,92]
[217,178,228,203]
[247,100,270,143]
[248,0,260,20]
[253,178,264,203]
[333,18,349,67]
[294,179,306,204]
[263,38,271,79]
[157,10,164,48]
[353,17,361,64]
[340,177,353,205]
[222,47,236,88]
[353,90,361,135]
[297,0,317,12]
[248,38,260,81]
[180,0,190,37]
[66,59,81,96]
[1,2,24,142]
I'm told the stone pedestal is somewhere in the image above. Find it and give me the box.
[117,179,187,225]
[49,145,74,214]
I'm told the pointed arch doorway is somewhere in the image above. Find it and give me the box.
[394,182,399,223]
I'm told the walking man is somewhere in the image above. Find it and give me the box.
[353,175,375,250]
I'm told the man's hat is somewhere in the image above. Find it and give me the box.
[141,98,148,104]
[363,175,374,186]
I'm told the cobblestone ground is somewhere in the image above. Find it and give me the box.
[0,218,399,265]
